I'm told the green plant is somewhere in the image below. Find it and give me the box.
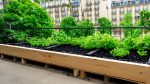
[123,37,135,50]
[50,31,71,45]
[120,12,133,27]
[0,29,27,43]
[3,0,55,37]
[111,48,130,57]
[98,17,111,34]
[138,10,150,26]
[27,37,54,47]
[80,31,103,50]
[100,34,121,49]
[137,50,147,57]
[69,37,85,46]
[60,16,77,37]
[76,19,94,37]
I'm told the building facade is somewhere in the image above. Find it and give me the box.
[111,0,150,25]
[0,0,3,10]
[45,0,150,26]
[45,0,109,26]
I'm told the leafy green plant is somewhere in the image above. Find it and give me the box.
[76,19,94,37]
[123,37,135,50]
[100,34,121,49]
[60,16,77,37]
[69,37,85,46]
[3,0,55,37]
[111,48,130,57]
[50,31,71,45]
[98,17,112,34]
[27,37,54,47]
[80,31,102,50]
[137,50,147,57]
[0,29,27,43]
[138,10,150,26]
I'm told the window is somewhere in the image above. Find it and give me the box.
[144,6,148,10]
[135,7,140,12]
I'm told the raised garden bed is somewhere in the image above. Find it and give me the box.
[0,44,150,84]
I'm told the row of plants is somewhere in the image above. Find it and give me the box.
[4,28,149,58]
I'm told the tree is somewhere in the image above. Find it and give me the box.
[3,0,55,37]
[98,17,112,34]
[138,10,150,26]
[77,19,94,37]
[60,16,77,37]
[120,12,141,37]
[120,12,133,27]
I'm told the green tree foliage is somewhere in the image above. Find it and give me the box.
[120,12,141,37]
[98,17,112,34]
[60,16,77,37]
[76,19,94,37]
[120,12,133,27]
[3,0,55,37]
[138,10,150,26]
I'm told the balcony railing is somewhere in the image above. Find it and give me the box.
[112,0,150,8]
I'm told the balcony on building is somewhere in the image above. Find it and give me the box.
[87,12,92,16]
[94,0,100,5]
[120,9,124,14]
[95,12,99,16]
[127,8,132,12]
[72,13,79,17]
[86,1,92,6]
[112,1,117,7]
[55,8,59,13]
[49,9,53,13]
[112,10,116,15]
[135,7,140,12]
[61,8,65,12]
[94,6,99,10]
[71,0,80,7]
[61,13,66,17]
[112,18,116,21]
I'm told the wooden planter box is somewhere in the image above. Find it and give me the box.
[0,44,149,84]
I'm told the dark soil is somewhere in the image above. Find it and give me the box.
[47,44,92,55]
[89,49,150,64]
[2,43,150,64]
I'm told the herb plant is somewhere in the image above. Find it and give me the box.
[137,50,147,57]
[111,48,130,57]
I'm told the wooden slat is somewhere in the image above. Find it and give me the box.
[0,44,149,83]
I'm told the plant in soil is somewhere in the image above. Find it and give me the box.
[111,48,130,58]
[137,50,148,57]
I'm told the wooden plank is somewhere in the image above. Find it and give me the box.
[73,69,79,77]
[0,44,149,83]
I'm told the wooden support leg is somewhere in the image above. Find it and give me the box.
[73,69,79,77]
[44,64,49,69]
[13,58,17,62]
[80,71,86,79]
[104,76,110,84]
[21,58,26,64]
[0,54,4,59]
